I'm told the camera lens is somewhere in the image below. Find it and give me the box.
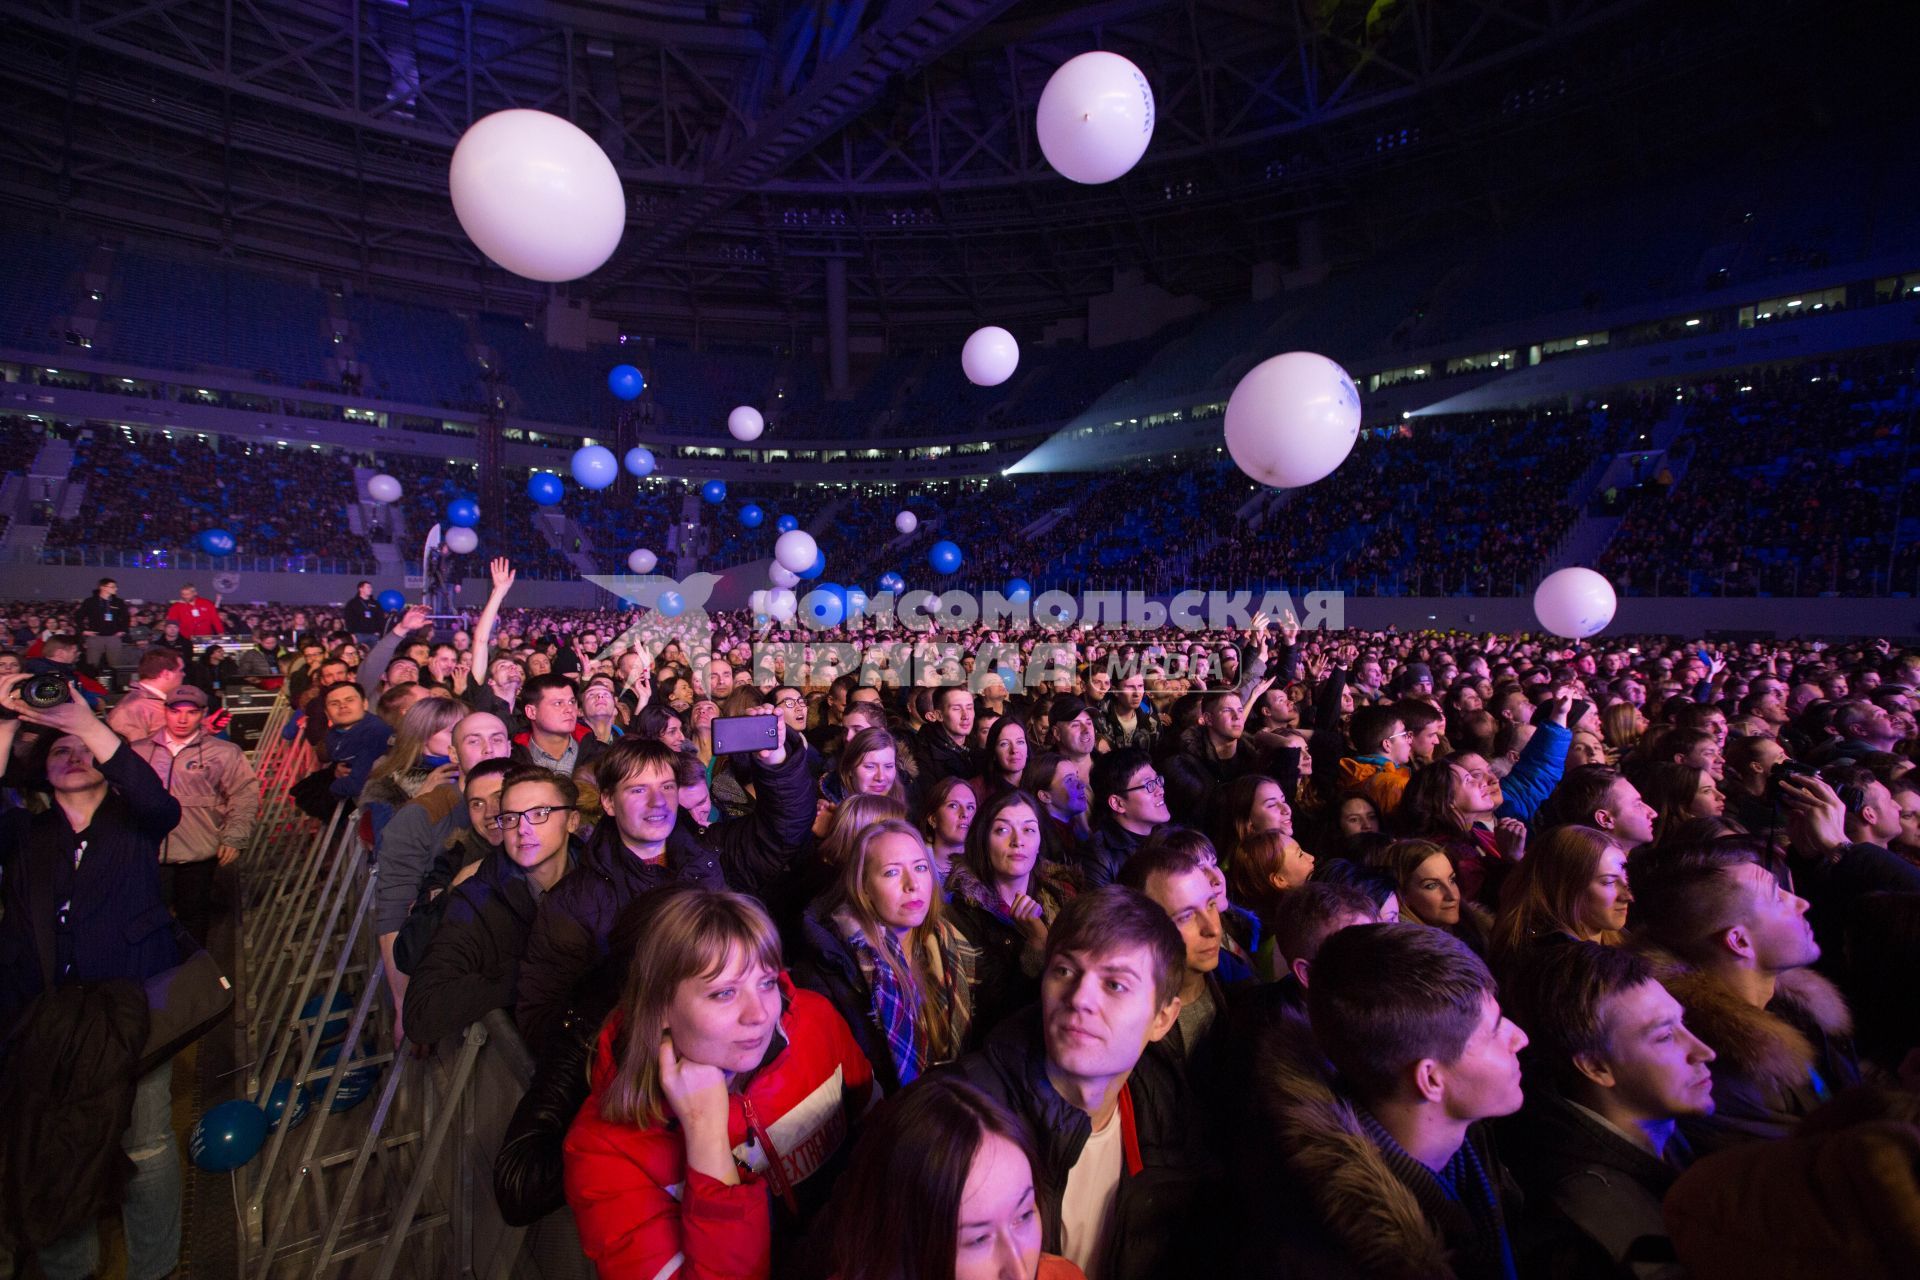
[20,674,72,709]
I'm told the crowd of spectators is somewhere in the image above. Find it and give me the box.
[6,564,1919,1280]
[1601,349,1919,596]
[45,429,369,562]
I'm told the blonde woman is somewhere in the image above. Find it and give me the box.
[358,694,467,841]
[794,820,981,1093]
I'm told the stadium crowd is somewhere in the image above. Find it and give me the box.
[4,559,1919,1280]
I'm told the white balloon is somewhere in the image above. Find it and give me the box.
[748,590,769,614]
[727,405,765,442]
[627,548,658,574]
[774,529,818,574]
[961,326,1020,387]
[1223,351,1362,488]
[769,563,800,589]
[443,526,478,554]
[367,473,402,504]
[767,588,798,622]
[894,510,918,535]
[1533,568,1618,640]
[1036,52,1155,185]
[449,109,626,283]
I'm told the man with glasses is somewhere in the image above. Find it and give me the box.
[1082,748,1171,888]
[512,674,606,775]
[405,766,581,1046]
[1337,705,1414,803]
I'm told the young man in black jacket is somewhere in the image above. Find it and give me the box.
[1242,922,1528,1280]
[1499,941,1715,1280]
[949,885,1218,1280]
[1080,748,1168,888]
[73,577,129,675]
[404,765,576,1046]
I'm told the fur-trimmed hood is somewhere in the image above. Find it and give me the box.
[1648,952,1852,1104]
[1247,1008,1462,1279]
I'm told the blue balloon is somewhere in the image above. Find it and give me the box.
[196,528,236,556]
[1005,578,1032,602]
[316,1043,380,1113]
[657,591,686,618]
[377,589,406,613]
[624,446,656,478]
[571,445,619,491]
[190,1099,269,1172]
[802,583,847,628]
[701,479,727,504]
[739,502,765,528]
[776,514,799,533]
[263,1080,310,1133]
[300,991,353,1045]
[796,549,826,581]
[607,364,645,400]
[878,572,905,594]
[527,471,565,506]
[447,498,480,528]
[929,540,964,575]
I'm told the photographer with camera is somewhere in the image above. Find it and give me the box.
[0,675,187,1280]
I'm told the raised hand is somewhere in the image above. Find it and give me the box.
[488,557,516,596]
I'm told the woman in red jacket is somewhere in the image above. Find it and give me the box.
[833,1076,1086,1280]
[564,887,875,1280]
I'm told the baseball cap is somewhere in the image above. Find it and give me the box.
[166,686,209,708]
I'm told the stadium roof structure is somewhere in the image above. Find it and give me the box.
[0,0,1861,344]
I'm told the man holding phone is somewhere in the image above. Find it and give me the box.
[514,705,816,1052]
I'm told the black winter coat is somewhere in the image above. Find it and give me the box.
[914,721,977,785]
[0,981,151,1250]
[0,740,181,1042]
[1496,1088,1690,1280]
[404,847,556,1046]
[1077,822,1147,889]
[512,747,816,1051]
[947,1008,1221,1280]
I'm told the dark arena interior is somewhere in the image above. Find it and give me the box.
[1,0,1918,1276]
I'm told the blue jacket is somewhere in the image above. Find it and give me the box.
[1497,721,1570,823]
[326,716,393,800]
[0,739,182,1044]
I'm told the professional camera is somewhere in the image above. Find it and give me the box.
[20,673,76,710]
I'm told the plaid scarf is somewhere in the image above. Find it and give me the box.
[843,926,922,1086]
[1356,1109,1516,1280]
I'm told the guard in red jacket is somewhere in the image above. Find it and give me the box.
[163,584,224,638]
[563,888,874,1280]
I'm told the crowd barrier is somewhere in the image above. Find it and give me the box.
[231,693,594,1279]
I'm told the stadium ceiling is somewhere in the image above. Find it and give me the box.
[0,0,1837,343]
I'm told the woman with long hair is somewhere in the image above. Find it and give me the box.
[832,1076,1087,1280]
[1393,752,1524,905]
[1364,837,1493,956]
[564,888,875,1280]
[919,775,978,879]
[1602,702,1646,762]
[945,790,1079,1029]
[1205,774,1296,883]
[975,716,1031,802]
[1627,760,1728,845]
[359,694,467,840]
[634,702,689,752]
[794,821,981,1093]
[1489,825,1632,971]
[833,726,907,805]
[1721,732,1789,834]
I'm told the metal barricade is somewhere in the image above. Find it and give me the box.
[231,745,594,1278]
